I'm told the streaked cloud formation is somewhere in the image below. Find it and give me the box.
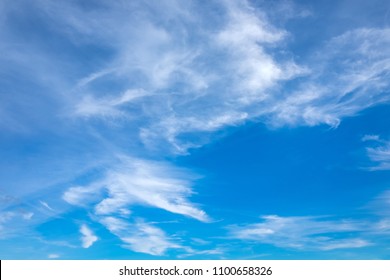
[1,0,390,258]
[363,135,390,170]
[63,156,208,221]
[80,224,98,249]
[99,217,181,256]
[230,187,390,251]
[230,215,369,251]
[268,28,390,127]
[48,254,60,259]
[63,157,208,255]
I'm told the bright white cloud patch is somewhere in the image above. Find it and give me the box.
[80,224,98,249]
[363,135,390,170]
[22,212,34,220]
[230,215,370,250]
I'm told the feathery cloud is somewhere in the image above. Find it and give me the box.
[267,28,390,127]
[99,217,181,256]
[2,0,390,258]
[63,157,209,222]
[363,135,390,170]
[63,156,209,254]
[80,224,98,249]
[48,253,60,259]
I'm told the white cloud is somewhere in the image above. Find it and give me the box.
[216,0,288,95]
[2,0,390,257]
[64,3,390,153]
[74,89,149,118]
[64,157,209,222]
[0,210,34,238]
[267,28,390,127]
[230,215,370,251]
[362,135,381,142]
[22,212,34,220]
[76,68,117,88]
[364,136,390,170]
[0,211,16,225]
[5,1,389,154]
[39,200,54,211]
[80,224,98,249]
[59,0,304,153]
[63,156,209,255]
[2,1,390,151]
[177,248,225,258]
[320,239,370,250]
[372,219,390,233]
[367,190,390,217]
[99,217,182,256]
[48,253,60,259]
[63,184,103,207]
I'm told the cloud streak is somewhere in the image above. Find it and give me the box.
[230,191,390,253]
[63,157,209,222]
[64,4,390,153]
[363,135,390,170]
[267,28,390,127]
[100,217,182,256]
[63,156,209,255]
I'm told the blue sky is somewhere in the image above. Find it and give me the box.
[1,0,390,259]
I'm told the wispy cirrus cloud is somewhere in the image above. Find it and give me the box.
[363,135,390,170]
[39,201,54,212]
[0,210,34,239]
[70,18,390,153]
[63,156,209,222]
[230,188,390,252]
[2,0,390,151]
[229,215,370,251]
[99,217,182,256]
[367,189,390,217]
[48,253,60,259]
[63,156,209,255]
[2,0,390,258]
[56,0,305,153]
[74,89,150,119]
[267,28,390,127]
[1,0,389,146]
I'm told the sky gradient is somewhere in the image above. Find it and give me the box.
[1,0,390,259]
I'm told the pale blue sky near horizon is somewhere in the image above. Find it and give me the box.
[1,0,390,259]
